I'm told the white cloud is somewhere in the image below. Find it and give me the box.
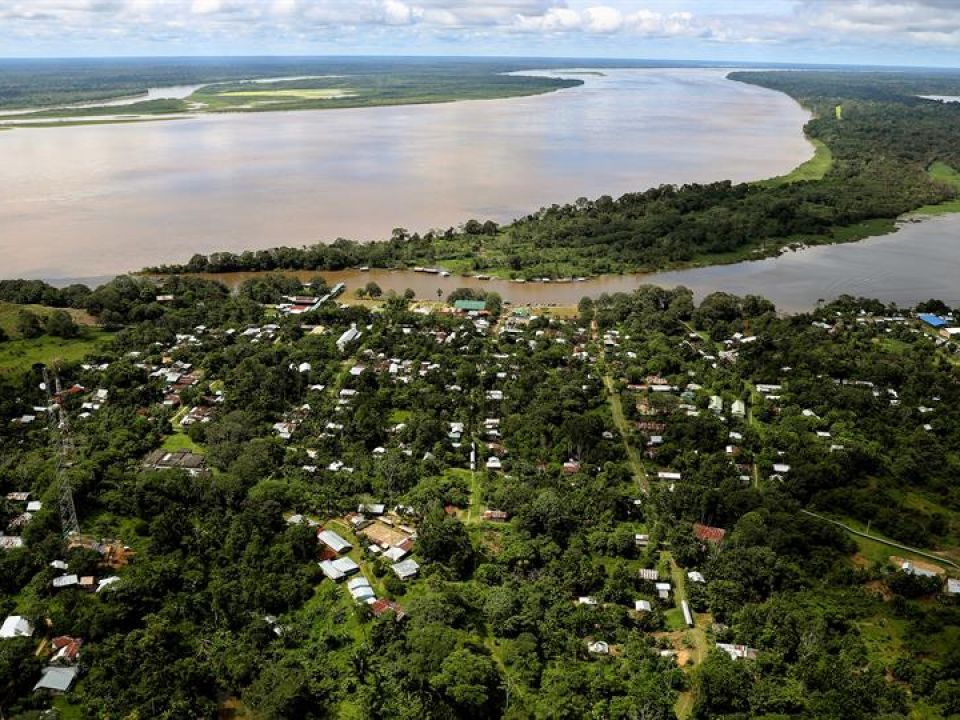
[190,0,221,14]
[383,0,415,25]
[3,0,960,57]
[583,6,623,33]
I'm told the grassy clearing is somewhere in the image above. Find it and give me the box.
[663,608,687,631]
[910,162,960,216]
[756,139,833,187]
[857,611,908,666]
[0,302,96,337]
[0,330,113,373]
[161,432,204,454]
[603,375,649,491]
[218,88,354,100]
[840,515,957,571]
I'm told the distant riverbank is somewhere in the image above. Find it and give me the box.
[142,212,960,313]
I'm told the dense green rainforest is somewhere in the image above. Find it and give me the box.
[149,69,960,280]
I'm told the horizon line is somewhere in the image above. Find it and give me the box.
[0,53,959,71]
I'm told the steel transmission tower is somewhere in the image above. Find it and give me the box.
[43,367,80,537]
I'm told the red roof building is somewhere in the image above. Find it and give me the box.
[50,636,83,664]
[370,599,406,620]
[693,523,726,544]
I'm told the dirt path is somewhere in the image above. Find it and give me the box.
[603,374,649,492]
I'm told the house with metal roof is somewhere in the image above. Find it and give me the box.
[34,666,78,694]
[391,558,420,580]
[717,643,759,661]
[317,529,352,554]
[347,577,376,603]
[454,299,487,313]
[319,556,361,582]
[0,615,33,638]
[918,313,948,329]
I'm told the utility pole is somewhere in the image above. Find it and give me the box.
[43,366,81,538]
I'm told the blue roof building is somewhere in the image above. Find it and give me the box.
[918,314,948,328]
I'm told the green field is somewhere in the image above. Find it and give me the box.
[0,302,96,335]
[218,88,355,100]
[911,162,960,216]
[0,301,110,372]
[0,330,113,373]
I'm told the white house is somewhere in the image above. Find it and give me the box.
[0,615,33,638]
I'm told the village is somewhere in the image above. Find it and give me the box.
[1,277,959,718]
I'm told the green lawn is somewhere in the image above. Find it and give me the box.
[0,329,113,373]
[663,608,687,631]
[161,432,205,454]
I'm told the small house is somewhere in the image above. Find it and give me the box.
[717,643,759,661]
[694,523,726,545]
[347,577,376,603]
[391,558,420,581]
[33,666,79,694]
[0,615,33,638]
[317,529,352,554]
[319,557,360,582]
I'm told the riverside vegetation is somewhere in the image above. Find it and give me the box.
[0,57,583,121]
[0,273,960,718]
[148,68,960,280]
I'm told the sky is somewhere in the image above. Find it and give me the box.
[1,0,959,67]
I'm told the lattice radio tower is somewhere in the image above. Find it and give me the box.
[43,366,80,537]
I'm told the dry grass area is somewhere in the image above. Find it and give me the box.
[359,520,409,547]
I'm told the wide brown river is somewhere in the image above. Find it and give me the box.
[0,68,812,280]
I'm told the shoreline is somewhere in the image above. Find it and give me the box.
[0,71,583,129]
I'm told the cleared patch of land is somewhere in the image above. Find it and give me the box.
[0,301,108,373]
[0,302,96,336]
[218,88,355,100]
[911,162,960,216]
[0,331,113,373]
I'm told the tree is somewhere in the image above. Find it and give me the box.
[484,292,503,316]
[45,309,80,338]
[366,282,383,298]
[417,507,475,578]
[430,648,504,717]
[578,296,595,324]
[15,309,43,338]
